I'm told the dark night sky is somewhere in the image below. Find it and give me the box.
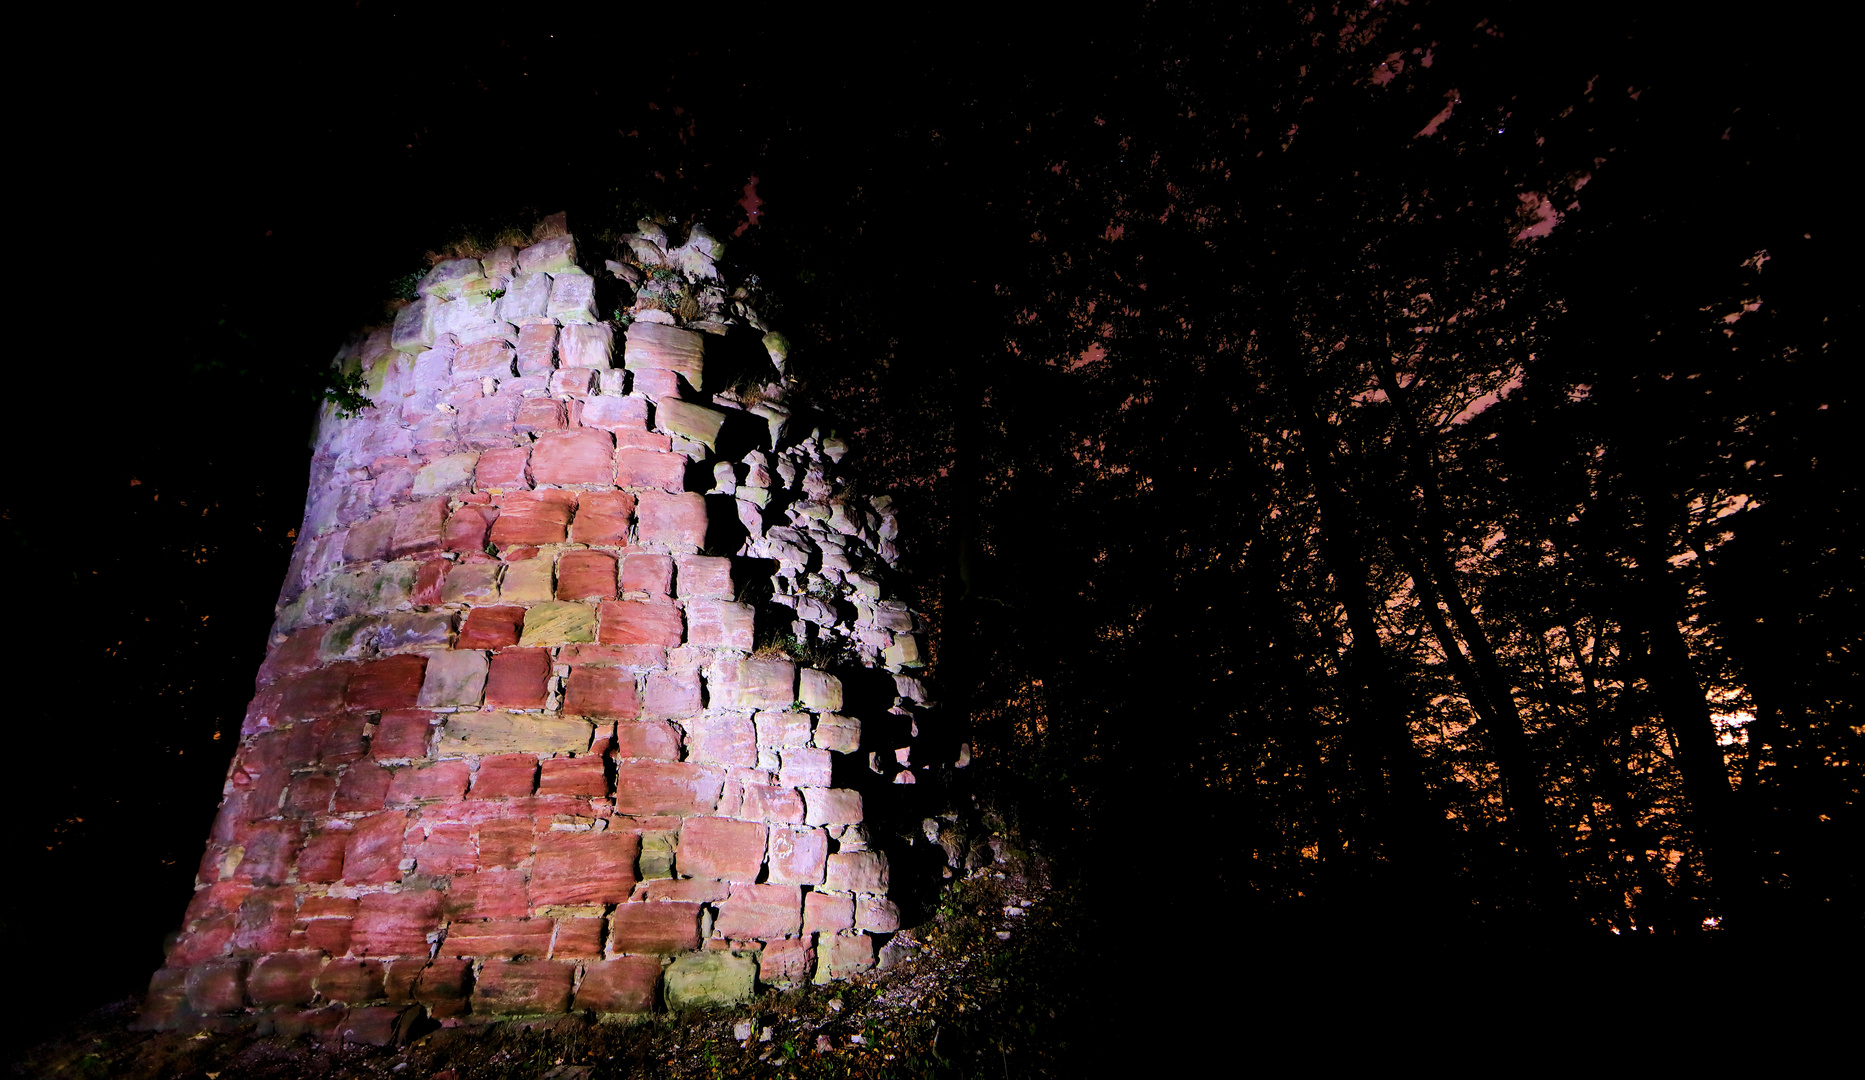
[6,0,1851,1032]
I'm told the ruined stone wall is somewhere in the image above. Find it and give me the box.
[138,215,938,1040]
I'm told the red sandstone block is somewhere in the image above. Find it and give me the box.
[371,711,434,760]
[634,491,708,549]
[530,429,615,487]
[300,896,359,921]
[559,642,664,668]
[333,764,392,812]
[345,511,397,565]
[515,397,569,434]
[557,550,618,600]
[608,901,701,955]
[530,831,640,905]
[552,918,605,959]
[458,605,526,650]
[284,771,337,816]
[687,716,757,769]
[350,891,441,958]
[136,967,190,1030]
[714,883,802,940]
[444,869,529,920]
[575,956,660,1014]
[389,498,448,559]
[614,761,722,816]
[413,558,448,606]
[615,448,687,492]
[620,553,673,597]
[475,446,532,491]
[569,490,634,546]
[483,648,551,708]
[346,655,427,711]
[766,826,828,886]
[632,367,681,400]
[779,747,833,789]
[407,821,476,875]
[474,960,574,1015]
[443,505,499,552]
[185,961,248,1015]
[312,713,372,764]
[739,784,806,824]
[415,958,473,1018]
[471,754,539,798]
[296,830,349,884]
[383,958,424,1003]
[488,491,574,547]
[258,626,329,686]
[685,599,756,652]
[639,878,729,903]
[249,951,320,1006]
[614,719,683,760]
[563,665,640,720]
[338,1004,413,1047]
[803,891,854,936]
[440,918,553,959]
[760,936,815,986]
[477,820,536,869]
[538,756,607,797]
[673,555,734,599]
[342,811,410,885]
[596,599,683,646]
[679,817,767,883]
[454,339,516,379]
[231,820,301,887]
[516,322,557,374]
[279,666,351,723]
[458,394,521,449]
[303,922,353,958]
[317,958,386,1004]
[641,670,701,720]
[235,887,297,952]
[387,760,471,804]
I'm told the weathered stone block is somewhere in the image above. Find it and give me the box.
[756,711,813,750]
[420,258,485,301]
[514,322,557,375]
[345,511,398,564]
[552,918,604,958]
[372,710,435,760]
[342,811,408,885]
[183,961,248,1015]
[760,936,815,987]
[615,447,686,492]
[614,719,683,760]
[498,271,552,324]
[679,817,767,882]
[608,901,702,955]
[530,831,640,905]
[620,553,673,596]
[712,657,796,711]
[350,891,441,957]
[715,883,802,939]
[674,555,734,599]
[634,491,708,550]
[389,498,448,559]
[316,958,387,1004]
[413,958,472,1018]
[765,826,828,886]
[538,755,606,797]
[803,891,854,936]
[556,550,618,600]
[530,428,614,487]
[799,669,843,713]
[499,557,555,604]
[779,747,833,789]
[489,491,574,546]
[518,233,577,274]
[519,601,597,646]
[642,669,702,720]
[514,397,569,435]
[632,367,681,401]
[547,270,598,324]
[473,960,574,1015]
[473,447,531,492]
[811,713,860,754]
[823,850,889,895]
[739,784,806,824]
[664,952,755,1010]
[855,896,901,933]
[569,490,634,546]
[575,956,661,1013]
[815,932,874,982]
[457,605,526,649]
[248,951,320,1006]
[439,918,554,959]
[469,755,538,799]
[453,339,516,380]
[578,393,654,438]
[442,505,498,553]
[416,649,488,708]
[613,761,723,816]
[347,655,428,711]
[802,788,864,828]
[391,297,435,352]
[686,600,756,652]
[563,665,639,720]
[624,322,705,389]
[687,715,757,768]
[476,820,537,869]
[436,712,593,756]
[597,599,683,646]
[656,399,728,450]
[387,760,470,804]
[484,647,550,708]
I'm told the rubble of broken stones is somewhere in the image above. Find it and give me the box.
[137,213,958,1041]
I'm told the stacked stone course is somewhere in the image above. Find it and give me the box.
[139,214,941,1038]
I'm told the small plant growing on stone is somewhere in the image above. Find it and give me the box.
[321,367,373,419]
[486,288,506,302]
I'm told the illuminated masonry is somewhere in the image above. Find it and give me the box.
[138,215,937,1038]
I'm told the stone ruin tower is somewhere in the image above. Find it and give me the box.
[137,214,940,1040]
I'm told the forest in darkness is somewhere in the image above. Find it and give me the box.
[6,0,1855,1031]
